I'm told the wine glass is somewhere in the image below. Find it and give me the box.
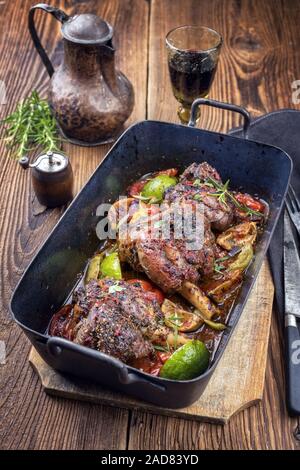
[166,25,222,124]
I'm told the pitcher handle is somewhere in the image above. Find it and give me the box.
[28,3,70,77]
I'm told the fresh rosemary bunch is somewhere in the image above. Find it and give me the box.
[1,90,61,159]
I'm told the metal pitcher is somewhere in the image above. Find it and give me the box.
[29,4,134,145]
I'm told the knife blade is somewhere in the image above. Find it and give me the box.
[284,210,300,319]
[283,210,300,415]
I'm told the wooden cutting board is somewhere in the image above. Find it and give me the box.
[29,259,274,424]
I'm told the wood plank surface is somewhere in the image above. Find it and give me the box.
[0,0,149,450]
[1,0,300,450]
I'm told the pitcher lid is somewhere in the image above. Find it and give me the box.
[61,13,113,44]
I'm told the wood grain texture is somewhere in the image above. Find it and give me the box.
[126,314,300,450]
[29,260,274,424]
[147,0,300,127]
[127,0,300,450]
[1,0,300,450]
[0,0,149,450]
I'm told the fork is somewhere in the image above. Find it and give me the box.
[285,185,300,237]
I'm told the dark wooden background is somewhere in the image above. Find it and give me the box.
[1,0,300,450]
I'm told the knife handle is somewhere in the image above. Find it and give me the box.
[285,315,300,415]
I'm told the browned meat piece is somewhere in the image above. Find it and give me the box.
[175,221,216,277]
[137,239,200,293]
[165,162,234,231]
[199,187,234,232]
[118,237,141,271]
[74,299,155,362]
[75,301,152,360]
[72,279,169,363]
[118,201,216,293]
[180,161,222,182]
[137,219,215,293]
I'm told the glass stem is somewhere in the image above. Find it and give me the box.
[178,104,201,125]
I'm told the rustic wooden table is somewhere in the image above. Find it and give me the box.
[1,0,300,450]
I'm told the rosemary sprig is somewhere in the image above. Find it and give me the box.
[167,314,183,327]
[213,254,231,274]
[230,195,264,217]
[214,263,226,274]
[173,324,179,350]
[1,90,61,159]
[193,178,202,187]
[206,176,264,217]
[209,179,230,206]
[153,344,170,353]
[216,255,230,262]
[167,313,182,350]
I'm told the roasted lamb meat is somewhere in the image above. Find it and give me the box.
[117,162,234,289]
[115,162,265,311]
[118,201,216,292]
[137,218,216,293]
[113,201,220,317]
[49,160,267,378]
[164,162,234,231]
[50,278,174,363]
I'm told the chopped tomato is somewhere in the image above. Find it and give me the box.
[63,316,78,341]
[49,303,85,340]
[128,279,165,304]
[156,351,172,364]
[127,179,148,197]
[148,351,172,375]
[148,365,162,376]
[235,193,265,213]
[157,168,178,178]
[132,353,163,376]
[49,305,72,338]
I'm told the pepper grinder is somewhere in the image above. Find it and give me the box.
[19,150,73,208]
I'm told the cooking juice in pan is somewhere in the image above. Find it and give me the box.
[48,162,268,380]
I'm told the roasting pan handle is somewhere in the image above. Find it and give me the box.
[47,336,131,383]
[188,98,251,139]
[47,337,166,392]
[119,371,166,391]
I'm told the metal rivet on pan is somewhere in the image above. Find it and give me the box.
[50,345,62,357]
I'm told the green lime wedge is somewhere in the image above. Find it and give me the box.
[160,340,210,380]
[100,252,122,280]
[141,174,177,202]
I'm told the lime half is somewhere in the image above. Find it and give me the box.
[141,175,177,202]
[160,340,210,380]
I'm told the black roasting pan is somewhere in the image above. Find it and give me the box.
[10,99,292,408]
